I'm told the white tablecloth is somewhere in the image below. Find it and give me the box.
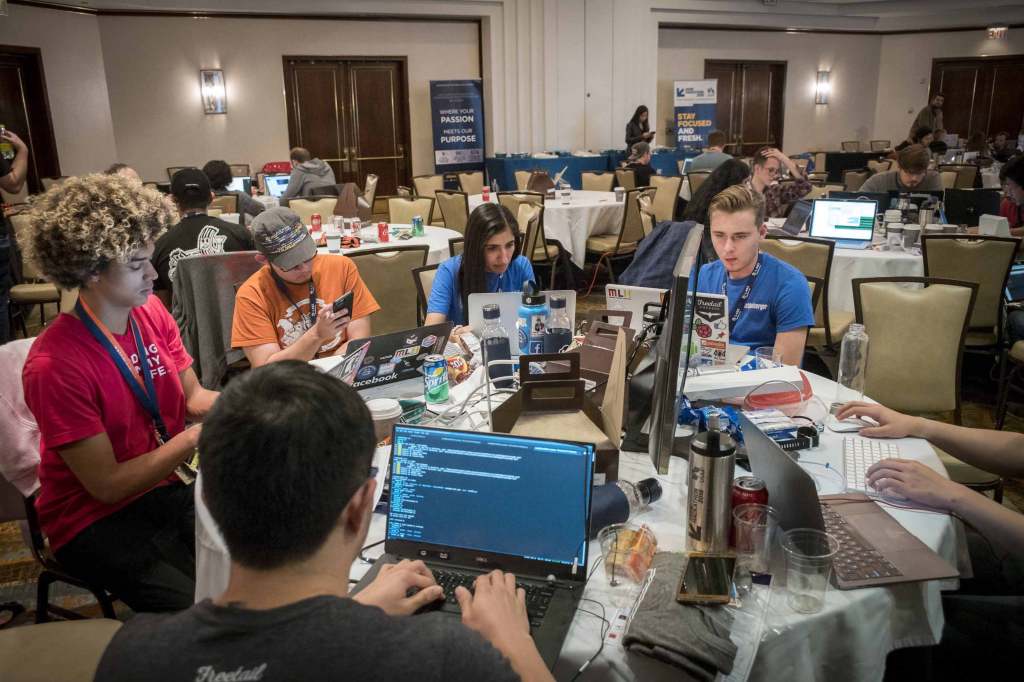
[193,369,959,682]
[829,246,924,313]
[469,192,624,268]
[315,224,461,266]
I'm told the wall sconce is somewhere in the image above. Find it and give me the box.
[200,69,227,114]
[814,70,831,105]
[987,25,1008,39]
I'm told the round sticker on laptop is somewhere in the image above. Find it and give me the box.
[356,365,377,382]
[421,334,438,348]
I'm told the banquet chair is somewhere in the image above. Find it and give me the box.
[585,187,654,285]
[448,237,464,258]
[457,171,485,196]
[852,276,977,426]
[582,172,615,192]
[286,197,338,226]
[614,169,636,190]
[869,140,891,152]
[363,174,379,208]
[39,176,70,191]
[412,174,446,226]
[9,213,60,334]
[229,164,251,178]
[637,193,656,238]
[208,194,237,214]
[388,197,435,226]
[0,619,123,681]
[412,263,440,325]
[841,141,861,152]
[867,159,892,175]
[435,190,469,235]
[516,203,562,289]
[790,157,810,175]
[348,245,429,335]
[514,170,532,191]
[497,191,544,221]
[166,166,190,181]
[686,171,711,196]
[939,171,958,189]
[762,236,851,358]
[807,172,830,185]
[649,176,682,222]
[813,152,827,174]
[939,164,978,190]
[843,169,870,191]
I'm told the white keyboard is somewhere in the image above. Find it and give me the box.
[843,437,901,491]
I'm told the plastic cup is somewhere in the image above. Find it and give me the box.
[886,224,904,250]
[732,504,778,576]
[614,187,625,202]
[326,231,341,253]
[782,528,839,614]
[597,523,657,586]
[902,226,921,249]
[754,346,782,369]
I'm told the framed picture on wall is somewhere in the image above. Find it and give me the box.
[200,69,227,114]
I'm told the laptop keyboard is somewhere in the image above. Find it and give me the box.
[843,437,901,492]
[821,504,903,582]
[428,569,555,627]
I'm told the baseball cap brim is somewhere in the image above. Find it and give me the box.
[268,232,317,270]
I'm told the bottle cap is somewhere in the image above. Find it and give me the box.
[636,477,662,505]
[482,303,501,320]
[550,295,566,309]
[521,280,546,306]
[690,427,736,458]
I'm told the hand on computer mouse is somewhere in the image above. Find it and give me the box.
[834,402,924,439]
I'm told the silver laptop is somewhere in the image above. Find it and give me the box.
[604,284,667,331]
[809,198,878,250]
[264,174,290,198]
[468,291,576,354]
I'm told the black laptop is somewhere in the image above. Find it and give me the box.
[354,425,595,668]
[944,188,1002,227]
[331,323,453,390]
[769,199,812,236]
[828,190,890,210]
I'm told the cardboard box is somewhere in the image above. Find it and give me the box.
[491,333,628,484]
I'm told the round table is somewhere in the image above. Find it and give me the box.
[469,191,624,268]
[314,224,462,266]
[193,368,960,682]
[828,245,924,313]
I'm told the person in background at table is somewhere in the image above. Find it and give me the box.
[282,147,337,200]
[625,105,655,148]
[22,174,219,612]
[231,207,378,367]
[834,401,1023,680]
[104,162,142,184]
[695,185,814,365]
[992,131,1020,163]
[860,144,943,193]
[622,141,655,187]
[95,362,552,682]
[151,168,253,309]
[965,131,992,163]
[689,130,733,173]
[202,159,265,222]
[928,138,949,162]
[746,146,812,219]
[909,93,944,142]
[999,154,1024,235]
[425,203,533,331]
[682,158,751,263]
[894,125,934,153]
[0,127,28,344]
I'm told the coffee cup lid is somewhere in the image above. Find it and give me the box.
[366,398,403,420]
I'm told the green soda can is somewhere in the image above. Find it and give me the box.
[423,354,450,403]
[411,215,425,237]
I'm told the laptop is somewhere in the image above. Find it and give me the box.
[604,284,667,330]
[888,189,944,208]
[264,174,290,198]
[355,425,595,668]
[1005,263,1024,303]
[737,412,959,590]
[769,199,812,236]
[331,323,453,390]
[809,198,878,250]
[467,291,577,354]
[827,190,890,211]
[226,176,252,194]
[944,188,1002,227]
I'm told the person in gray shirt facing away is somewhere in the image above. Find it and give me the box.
[282,147,336,199]
[689,130,733,172]
[95,361,554,682]
[860,144,943,193]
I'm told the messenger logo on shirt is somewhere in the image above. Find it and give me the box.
[278,297,341,353]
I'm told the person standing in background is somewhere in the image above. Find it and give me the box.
[625,106,655,149]
[0,127,28,344]
[909,94,944,142]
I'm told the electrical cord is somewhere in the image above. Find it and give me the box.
[568,598,610,681]
[359,539,385,565]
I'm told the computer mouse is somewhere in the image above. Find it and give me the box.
[825,414,878,433]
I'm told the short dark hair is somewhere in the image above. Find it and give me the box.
[707,131,727,148]
[898,144,931,174]
[911,126,933,143]
[929,140,948,156]
[199,361,376,570]
[104,162,131,175]
[290,147,312,163]
[202,160,233,191]
[1001,155,1024,186]
[751,146,776,168]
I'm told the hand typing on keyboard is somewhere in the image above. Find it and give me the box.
[352,559,443,616]
[866,459,961,510]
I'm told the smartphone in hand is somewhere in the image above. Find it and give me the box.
[332,291,354,315]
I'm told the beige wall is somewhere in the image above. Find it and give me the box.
[657,28,882,155]
[874,31,1024,143]
[0,5,118,175]
[96,15,480,182]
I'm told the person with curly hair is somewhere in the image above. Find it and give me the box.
[21,173,219,612]
[201,159,265,221]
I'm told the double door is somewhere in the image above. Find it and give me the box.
[704,60,786,157]
[283,57,411,196]
[929,56,1024,140]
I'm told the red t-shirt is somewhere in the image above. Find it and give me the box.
[22,296,193,551]
[1001,197,1023,229]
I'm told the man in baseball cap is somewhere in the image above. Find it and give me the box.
[231,207,379,367]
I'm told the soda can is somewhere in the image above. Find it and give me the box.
[378,221,390,243]
[482,187,491,202]
[411,215,424,237]
[732,476,769,509]
[311,213,322,231]
[423,354,450,404]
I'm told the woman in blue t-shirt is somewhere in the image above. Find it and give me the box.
[425,203,536,328]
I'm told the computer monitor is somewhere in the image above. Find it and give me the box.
[264,174,290,198]
[888,190,944,207]
[1006,264,1024,304]
[808,198,878,245]
[226,176,251,194]
[827,190,889,210]
[944,188,1002,227]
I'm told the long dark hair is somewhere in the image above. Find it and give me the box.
[458,203,521,316]
[682,158,751,262]
[629,105,649,131]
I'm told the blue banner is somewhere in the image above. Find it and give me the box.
[674,79,718,153]
[430,79,485,173]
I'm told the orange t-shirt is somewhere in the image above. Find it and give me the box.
[231,254,380,357]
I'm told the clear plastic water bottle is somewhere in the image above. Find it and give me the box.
[589,478,663,538]
[516,281,549,355]
[832,323,869,412]
[544,294,573,353]
[481,303,513,388]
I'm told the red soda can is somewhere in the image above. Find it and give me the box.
[482,187,490,202]
[377,221,390,242]
[311,213,322,231]
[732,476,769,509]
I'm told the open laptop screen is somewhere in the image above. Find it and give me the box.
[226,176,251,194]
[809,198,877,243]
[388,425,593,569]
[1006,264,1024,303]
[264,174,290,198]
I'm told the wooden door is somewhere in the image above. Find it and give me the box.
[930,55,1024,139]
[705,60,786,157]
[0,46,60,194]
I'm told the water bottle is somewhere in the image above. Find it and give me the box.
[544,294,573,353]
[516,281,549,355]
[832,323,869,412]
[480,303,513,388]
[589,478,663,538]
[686,413,736,553]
